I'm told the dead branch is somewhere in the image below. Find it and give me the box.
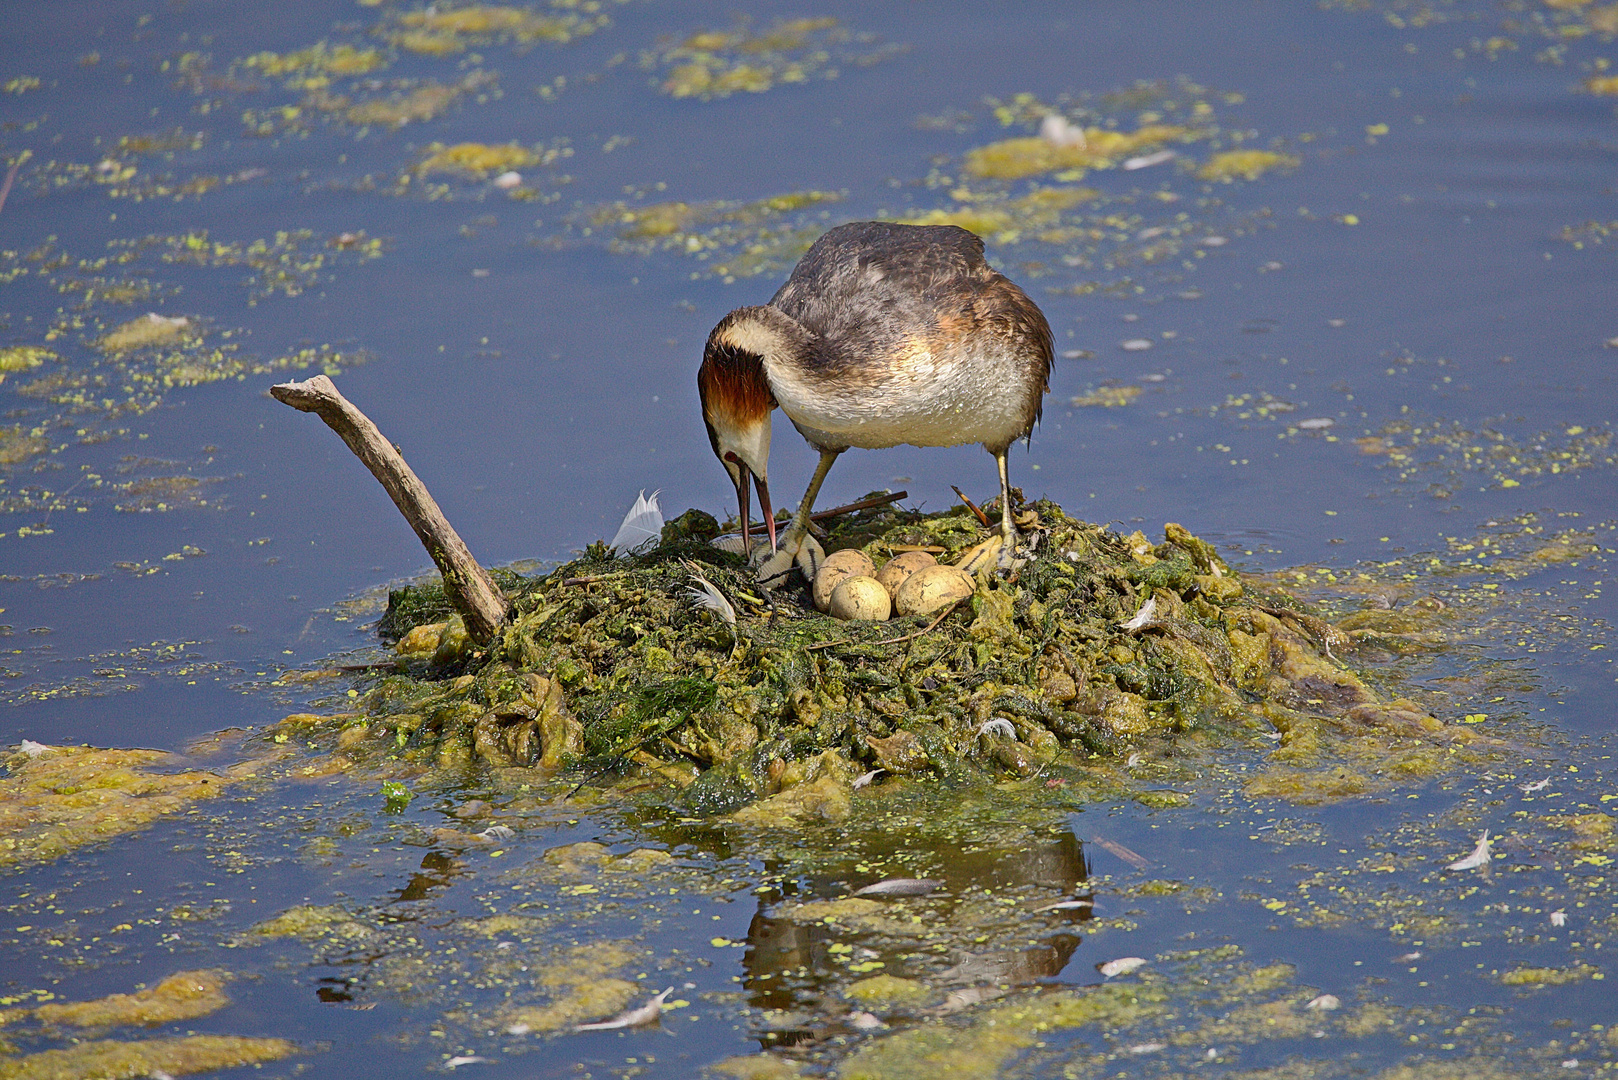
[811,490,908,521]
[951,486,991,527]
[270,374,507,645]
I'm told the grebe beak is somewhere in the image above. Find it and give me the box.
[733,466,778,555]
[733,465,753,556]
[754,473,777,553]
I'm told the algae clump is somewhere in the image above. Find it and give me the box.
[1197,149,1301,182]
[416,142,541,178]
[315,500,1470,811]
[0,744,242,869]
[963,124,1192,180]
[0,1035,296,1079]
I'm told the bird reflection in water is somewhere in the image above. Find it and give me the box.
[738,826,1092,1045]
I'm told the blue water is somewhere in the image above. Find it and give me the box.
[2,0,1616,1075]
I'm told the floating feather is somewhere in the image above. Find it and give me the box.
[852,768,886,791]
[1033,897,1095,913]
[610,489,663,554]
[1096,956,1147,978]
[1446,829,1492,871]
[1123,149,1176,171]
[1093,836,1151,870]
[574,987,672,1031]
[852,877,943,897]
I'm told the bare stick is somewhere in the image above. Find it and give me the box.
[811,490,907,522]
[735,490,909,538]
[270,374,507,645]
[951,486,990,527]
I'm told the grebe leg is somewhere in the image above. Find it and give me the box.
[959,448,1021,576]
[756,447,842,590]
[995,447,1019,569]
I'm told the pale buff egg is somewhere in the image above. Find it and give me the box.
[875,550,936,599]
[894,565,975,617]
[828,575,892,621]
[812,548,876,611]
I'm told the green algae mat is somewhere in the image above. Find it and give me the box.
[310,499,1478,813]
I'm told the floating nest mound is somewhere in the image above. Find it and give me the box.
[313,498,1470,814]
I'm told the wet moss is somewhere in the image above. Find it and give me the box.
[498,940,646,1033]
[0,427,49,466]
[708,1056,805,1080]
[416,142,542,178]
[240,42,386,78]
[845,974,938,1009]
[646,18,900,101]
[1496,963,1600,986]
[0,346,56,378]
[97,313,193,353]
[391,4,606,52]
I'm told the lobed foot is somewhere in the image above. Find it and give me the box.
[954,530,1027,575]
[756,531,826,592]
[955,535,1006,576]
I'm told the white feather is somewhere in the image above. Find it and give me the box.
[1120,596,1158,631]
[1446,829,1492,871]
[977,718,1016,740]
[610,489,663,554]
[685,568,736,627]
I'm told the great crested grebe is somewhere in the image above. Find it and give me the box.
[698,220,1053,586]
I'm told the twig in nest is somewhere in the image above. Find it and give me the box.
[870,597,968,646]
[952,486,991,527]
[806,597,967,652]
[560,573,627,588]
[736,491,909,544]
[811,490,908,521]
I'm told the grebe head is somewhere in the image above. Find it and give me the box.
[699,307,782,553]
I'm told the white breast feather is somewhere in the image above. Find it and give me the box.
[767,340,1037,452]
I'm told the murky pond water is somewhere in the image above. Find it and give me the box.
[3,0,1617,1076]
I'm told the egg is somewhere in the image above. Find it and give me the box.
[875,550,936,599]
[828,575,892,621]
[812,548,876,611]
[894,565,975,617]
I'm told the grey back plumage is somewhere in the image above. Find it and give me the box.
[767,222,1053,443]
